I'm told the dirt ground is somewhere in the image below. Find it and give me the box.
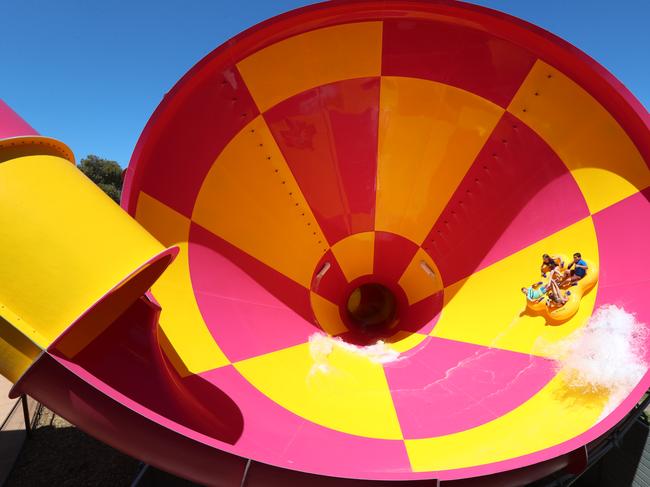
[6,406,140,486]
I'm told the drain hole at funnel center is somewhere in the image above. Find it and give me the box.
[346,283,397,332]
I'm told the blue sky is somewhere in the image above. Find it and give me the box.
[2,0,648,167]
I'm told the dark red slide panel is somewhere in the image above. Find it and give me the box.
[373,231,419,285]
[401,291,444,335]
[49,296,244,445]
[423,112,589,286]
[382,19,537,107]
[15,355,246,487]
[130,66,259,217]
[265,78,380,245]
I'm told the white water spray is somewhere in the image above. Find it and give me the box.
[308,333,401,375]
[537,305,648,417]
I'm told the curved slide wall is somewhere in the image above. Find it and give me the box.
[1,1,650,486]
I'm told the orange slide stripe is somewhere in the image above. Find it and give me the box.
[508,60,650,214]
[192,116,327,289]
[376,76,504,244]
[237,22,382,112]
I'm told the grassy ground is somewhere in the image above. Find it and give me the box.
[6,406,139,486]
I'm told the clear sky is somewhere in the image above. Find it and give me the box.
[2,0,648,167]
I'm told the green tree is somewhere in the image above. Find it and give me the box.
[78,155,123,203]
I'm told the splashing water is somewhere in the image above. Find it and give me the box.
[537,304,648,417]
[308,333,401,375]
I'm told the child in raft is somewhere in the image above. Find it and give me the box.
[522,282,547,303]
[522,279,568,308]
[561,252,589,286]
[540,253,564,277]
[540,256,565,285]
[524,257,570,307]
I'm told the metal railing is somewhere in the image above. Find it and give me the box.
[0,394,39,485]
[0,395,35,434]
[540,389,650,487]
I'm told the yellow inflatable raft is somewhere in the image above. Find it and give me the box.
[525,255,599,323]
